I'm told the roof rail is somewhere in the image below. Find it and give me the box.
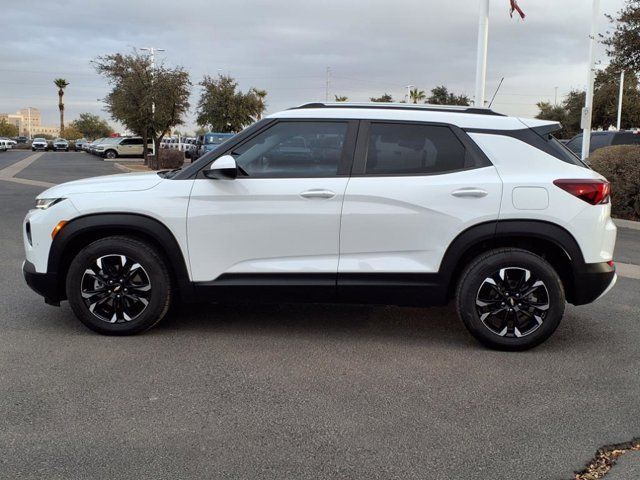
[290,102,505,116]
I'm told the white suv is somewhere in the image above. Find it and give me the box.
[22,103,617,350]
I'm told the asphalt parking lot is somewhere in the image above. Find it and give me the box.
[1,151,639,479]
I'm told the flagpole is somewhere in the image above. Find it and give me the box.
[581,0,600,161]
[474,0,490,107]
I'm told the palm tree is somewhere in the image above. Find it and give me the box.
[54,78,69,135]
[334,95,348,102]
[252,88,268,120]
[409,88,426,104]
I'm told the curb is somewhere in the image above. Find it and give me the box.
[114,162,150,173]
[114,163,134,173]
[614,218,640,231]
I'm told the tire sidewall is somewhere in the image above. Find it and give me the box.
[457,250,565,351]
[66,238,171,335]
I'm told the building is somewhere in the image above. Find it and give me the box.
[0,108,59,138]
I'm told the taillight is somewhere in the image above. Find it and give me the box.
[553,179,611,205]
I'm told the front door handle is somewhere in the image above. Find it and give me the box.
[300,189,336,199]
[451,188,489,198]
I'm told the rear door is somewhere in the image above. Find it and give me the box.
[338,121,502,302]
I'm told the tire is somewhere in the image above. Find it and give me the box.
[456,248,565,351]
[66,236,172,335]
[32,148,35,151]
[105,150,117,159]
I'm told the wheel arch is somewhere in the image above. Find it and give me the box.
[48,213,193,302]
[441,220,585,304]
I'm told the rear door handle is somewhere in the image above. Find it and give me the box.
[451,188,489,198]
[300,189,336,199]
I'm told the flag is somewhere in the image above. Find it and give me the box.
[510,0,526,19]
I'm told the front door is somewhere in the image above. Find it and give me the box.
[187,120,357,299]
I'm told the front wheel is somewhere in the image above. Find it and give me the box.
[456,248,565,351]
[66,236,172,335]
[104,150,117,159]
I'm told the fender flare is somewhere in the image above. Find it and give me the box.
[439,219,585,291]
[48,213,193,301]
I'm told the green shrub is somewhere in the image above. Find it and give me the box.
[590,145,640,220]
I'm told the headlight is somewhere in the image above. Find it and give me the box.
[35,198,65,210]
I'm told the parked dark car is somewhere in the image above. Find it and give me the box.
[15,136,28,144]
[565,131,640,156]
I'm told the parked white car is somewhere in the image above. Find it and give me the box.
[52,138,69,152]
[22,103,617,350]
[0,137,16,148]
[31,138,48,151]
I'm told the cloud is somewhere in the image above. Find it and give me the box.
[0,0,626,132]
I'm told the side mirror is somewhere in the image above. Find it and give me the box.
[204,154,238,180]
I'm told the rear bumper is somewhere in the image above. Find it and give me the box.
[570,261,617,305]
[22,260,61,306]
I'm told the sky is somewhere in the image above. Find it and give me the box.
[0,0,627,134]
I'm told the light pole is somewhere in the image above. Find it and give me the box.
[406,85,415,103]
[474,0,490,107]
[325,66,331,102]
[580,0,600,162]
[140,47,165,157]
[617,70,625,131]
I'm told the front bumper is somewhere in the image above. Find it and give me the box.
[570,261,617,305]
[22,260,61,306]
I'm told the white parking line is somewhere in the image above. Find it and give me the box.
[616,262,640,280]
[614,218,640,231]
[0,152,55,188]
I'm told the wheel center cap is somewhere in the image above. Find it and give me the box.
[508,297,516,307]
[113,285,122,293]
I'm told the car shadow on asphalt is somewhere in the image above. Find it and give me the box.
[155,301,475,348]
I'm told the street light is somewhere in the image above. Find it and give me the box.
[580,0,600,162]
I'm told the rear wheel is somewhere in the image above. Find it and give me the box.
[66,236,172,335]
[456,248,565,351]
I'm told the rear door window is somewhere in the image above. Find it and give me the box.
[364,123,474,175]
